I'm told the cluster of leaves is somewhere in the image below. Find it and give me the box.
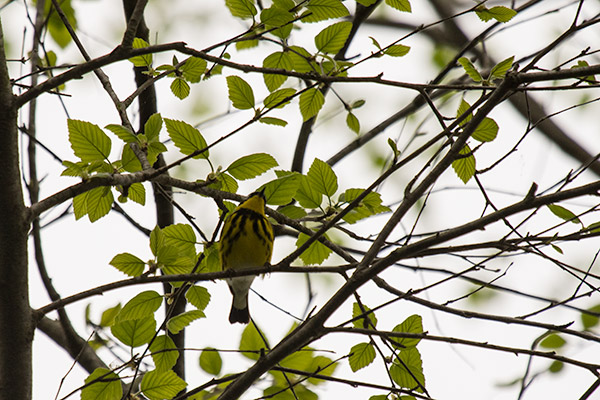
[348,304,427,398]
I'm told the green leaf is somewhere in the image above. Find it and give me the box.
[288,46,316,73]
[144,113,163,142]
[116,291,162,323]
[86,186,114,222]
[475,6,517,23]
[352,302,377,329]
[210,172,239,194]
[226,75,255,110]
[356,0,378,5]
[489,56,514,81]
[307,158,338,197]
[385,0,411,12]
[307,355,337,384]
[392,314,423,349]
[129,37,152,67]
[109,253,146,276]
[73,191,88,220]
[99,304,121,327]
[299,88,325,121]
[540,333,566,349]
[349,342,376,372]
[170,78,190,100]
[240,323,268,360]
[342,189,391,224]
[260,117,288,127]
[200,348,222,376]
[263,52,293,92]
[571,60,597,84]
[346,112,360,133]
[46,0,76,48]
[167,310,205,334]
[295,175,322,209]
[278,205,307,219]
[296,232,332,265]
[452,145,475,184]
[105,124,138,144]
[127,182,146,205]
[164,118,209,159]
[261,6,294,39]
[458,57,482,82]
[68,119,112,163]
[141,370,187,400]
[261,171,302,205]
[390,347,426,392]
[81,368,122,400]
[186,286,211,311]
[264,88,296,109]
[548,204,581,224]
[149,335,179,372]
[384,44,410,57]
[150,225,164,257]
[121,144,142,172]
[549,360,564,373]
[302,0,349,23]
[181,57,206,83]
[225,0,257,19]
[314,21,352,54]
[456,99,473,126]
[163,223,197,257]
[581,304,600,330]
[472,117,498,142]
[111,316,156,348]
[226,153,278,180]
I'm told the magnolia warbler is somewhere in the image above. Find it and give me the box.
[219,189,273,324]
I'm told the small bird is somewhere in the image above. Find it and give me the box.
[219,189,273,324]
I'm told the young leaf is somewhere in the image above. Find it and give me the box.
[547,204,581,224]
[166,310,205,334]
[150,225,164,257]
[129,37,152,67]
[472,117,498,142]
[307,158,338,197]
[581,304,600,330]
[109,252,146,276]
[288,45,315,73]
[314,21,352,54]
[240,323,268,360]
[116,291,163,322]
[164,118,209,159]
[186,285,211,311]
[390,348,426,392]
[82,368,122,400]
[68,119,112,163]
[299,88,325,121]
[384,44,410,57]
[264,88,296,109]
[295,175,323,209]
[540,333,566,349]
[163,223,197,257]
[86,186,113,222]
[456,99,473,126]
[346,112,360,133]
[489,56,514,81]
[99,304,121,327]
[226,75,255,110]
[149,335,178,372]
[111,316,156,348]
[386,0,411,12]
[141,370,187,400]
[181,57,206,83]
[263,51,293,92]
[391,314,423,349]
[475,6,517,23]
[296,232,332,265]
[302,0,349,23]
[261,171,302,205]
[127,182,146,205]
[259,117,288,127]
[458,57,482,82]
[225,0,257,19]
[352,302,377,329]
[226,153,278,180]
[452,145,476,184]
[105,124,138,144]
[200,348,223,376]
[170,78,190,100]
[349,342,376,372]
